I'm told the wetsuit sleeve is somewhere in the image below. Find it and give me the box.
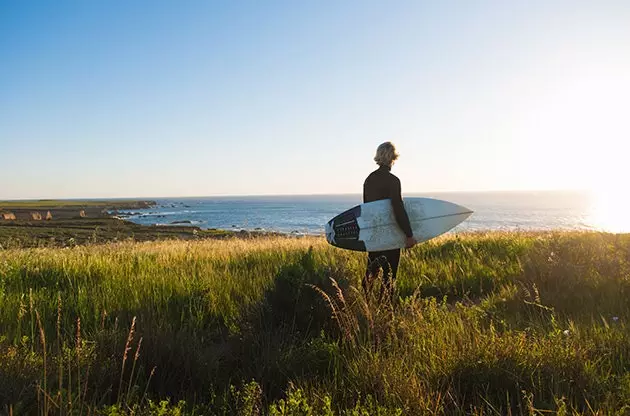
[390,177,413,238]
[362,180,367,203]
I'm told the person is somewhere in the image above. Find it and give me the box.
[362,141,417,300]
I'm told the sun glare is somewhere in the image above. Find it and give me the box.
[589,186,630,233]
[585,137,628,233]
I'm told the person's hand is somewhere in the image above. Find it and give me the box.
[405,236,417,249]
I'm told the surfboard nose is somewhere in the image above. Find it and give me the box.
[441,200,473,217]
[455,203,473,217]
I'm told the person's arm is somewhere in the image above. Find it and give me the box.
[390,177,413,238]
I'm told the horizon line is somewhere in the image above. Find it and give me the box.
[1,188,592,202]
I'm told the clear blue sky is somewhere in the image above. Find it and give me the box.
[1,1,628,199]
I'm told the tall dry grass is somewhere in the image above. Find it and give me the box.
[0,232,629,414]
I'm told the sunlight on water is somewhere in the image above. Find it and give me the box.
[589,190,630,233]
[120,192,630,234]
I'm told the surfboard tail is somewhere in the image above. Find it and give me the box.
[325,221,335,244]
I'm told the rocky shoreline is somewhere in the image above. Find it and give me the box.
[0,200,295,248]
[0,200,157,222]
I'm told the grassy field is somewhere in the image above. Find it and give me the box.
[1,232,630,415]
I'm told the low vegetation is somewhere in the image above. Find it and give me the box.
[1,232,629,414]
[0,218,236,248]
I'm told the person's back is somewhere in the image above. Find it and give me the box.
[364,166,398,202]
[363,166,413,238]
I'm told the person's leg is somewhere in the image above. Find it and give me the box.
[364,251,390,296]
[363,251,379,295]
[382,249,401,301]
[364,250,400,300]
[388,249,401,281]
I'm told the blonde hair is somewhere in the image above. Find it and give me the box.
[374,142,399,167]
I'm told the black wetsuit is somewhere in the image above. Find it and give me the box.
[363,165,413,296]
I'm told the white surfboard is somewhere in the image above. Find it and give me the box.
[325,197,472,251]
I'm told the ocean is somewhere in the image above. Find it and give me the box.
[116,191,626,235]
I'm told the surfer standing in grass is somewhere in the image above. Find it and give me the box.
[363,142,417,300]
